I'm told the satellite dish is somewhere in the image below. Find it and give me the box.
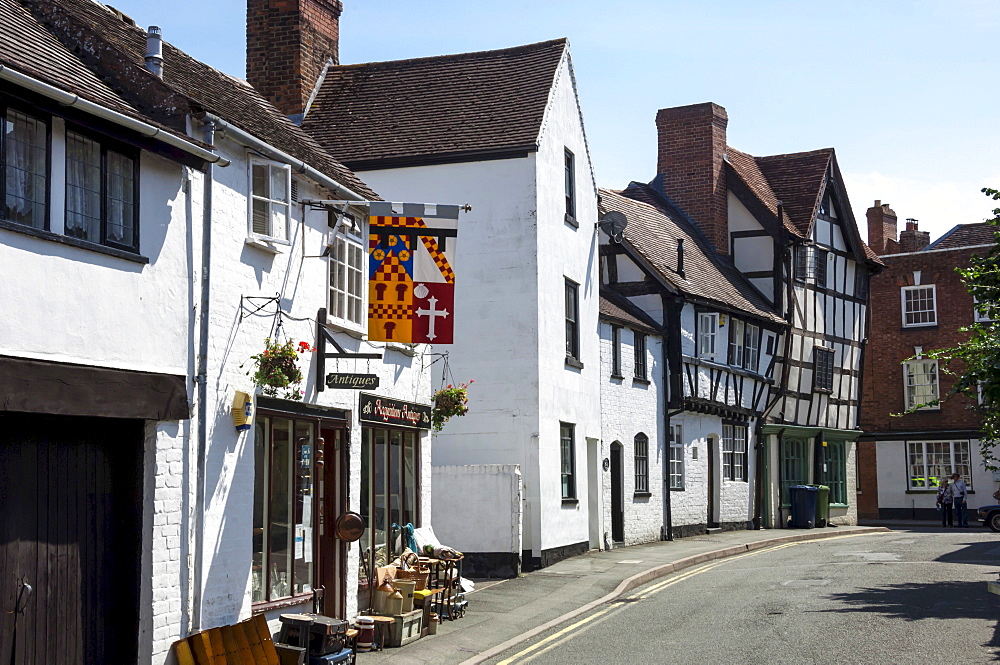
[598,211,628,243]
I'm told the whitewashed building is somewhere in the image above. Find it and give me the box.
[2,1,435,663]
[259,24,603,571]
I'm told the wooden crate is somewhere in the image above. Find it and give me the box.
[383,609,423,648]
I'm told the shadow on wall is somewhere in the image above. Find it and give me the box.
[822,580,1000,659]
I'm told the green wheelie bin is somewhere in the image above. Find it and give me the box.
[809,485,831,527]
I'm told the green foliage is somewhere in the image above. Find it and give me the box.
[431,380,474,432]
[916,188,1000,469]
[245,338,314,401]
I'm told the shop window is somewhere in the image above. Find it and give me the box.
[2,106,48,229]
[668,424,684,489]
[252,416,316,604]
[65,128,138,251]
[826,441,847,504]
[902,285,937,327]
[904,359,939,410]
[359,427,420,565]
[250,159,290,241]
[780,438,809,505]
[907,441,972,490]
[634,432,649,493]
[560,423,576,499]
[722,423,747,482]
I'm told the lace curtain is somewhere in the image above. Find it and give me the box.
[4,109,47,228]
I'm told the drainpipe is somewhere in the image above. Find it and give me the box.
[194,112,367,203]
[191,120,216,632]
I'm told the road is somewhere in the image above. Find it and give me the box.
[487,530,1000,665]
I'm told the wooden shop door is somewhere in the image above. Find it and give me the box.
[316,427,348,619]
[0,413,141,665]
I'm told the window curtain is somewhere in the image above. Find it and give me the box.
[65,132,100,241]
[4,110,47,228]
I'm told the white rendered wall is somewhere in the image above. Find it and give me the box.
[533,51,601,555]
[431,465,522,555]
[875,439,990,514]
[360,52,601,559]
[599,321,664,546]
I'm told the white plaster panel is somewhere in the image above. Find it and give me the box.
[431,465,522,554]
[727,192,763,232]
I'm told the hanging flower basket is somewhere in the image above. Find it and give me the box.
[246,338,315,401]
[431,380,474,432]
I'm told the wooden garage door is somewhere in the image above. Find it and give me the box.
[0,413,142,665]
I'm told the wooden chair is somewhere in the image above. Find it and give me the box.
[173,613,302,665]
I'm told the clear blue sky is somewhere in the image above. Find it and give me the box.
[108,0,999,241]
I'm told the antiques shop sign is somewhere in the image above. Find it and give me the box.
[326,373,380,390]
[359,393,431,430]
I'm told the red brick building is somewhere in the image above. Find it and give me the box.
[859,201,996,520]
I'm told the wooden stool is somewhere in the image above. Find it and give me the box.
[370,616,395,651]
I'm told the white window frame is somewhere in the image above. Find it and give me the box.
[903,359,940,411]
[668,424,684,489]
[722,423,748,482]
[699,313,718,360]
[901,284,937,327]
[906,440,972,490]
[249,158,291,242]
[743,323,760,372]
[973,295,994,323]
[728,319,745,368]
[328,215,366,328]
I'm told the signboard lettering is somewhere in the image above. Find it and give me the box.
[359,392,432,430]
[326,373,380,390]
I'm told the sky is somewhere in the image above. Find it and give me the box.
[107,0,1000,242]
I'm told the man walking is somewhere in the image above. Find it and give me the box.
[950,473,969,528]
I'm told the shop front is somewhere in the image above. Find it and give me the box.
[251,398,350,618]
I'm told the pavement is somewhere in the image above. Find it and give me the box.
[358,524,889,664]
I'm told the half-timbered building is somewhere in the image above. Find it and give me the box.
[599,186,785,537]
[653,102,882,529]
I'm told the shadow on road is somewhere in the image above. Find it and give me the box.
[935,540,1000,566]
[823,580,1000,659]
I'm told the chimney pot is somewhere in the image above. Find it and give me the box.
[145,26,163,78]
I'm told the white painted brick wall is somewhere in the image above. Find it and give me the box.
[599,322,664,546]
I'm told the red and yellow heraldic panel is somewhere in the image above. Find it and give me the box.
[367,202,458,344]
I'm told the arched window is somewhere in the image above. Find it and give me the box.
[634,433,649,493]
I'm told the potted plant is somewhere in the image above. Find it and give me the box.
[431,380,474,432]
[246,338,314,401]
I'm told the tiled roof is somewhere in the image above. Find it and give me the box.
[601,185,783,324]
[926,223,998,250]
[11,0,376,198]
[302,39,568,169]
[726,145,881,266]
[0,0,154,127]
[725,148,798,235]
[599,289,661,334]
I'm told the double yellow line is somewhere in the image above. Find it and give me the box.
[495,532,873,664]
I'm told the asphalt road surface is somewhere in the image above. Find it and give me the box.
[488,529,1000,665]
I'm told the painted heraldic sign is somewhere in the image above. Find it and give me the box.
[368,202,458,344]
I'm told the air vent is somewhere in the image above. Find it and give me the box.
[290,178,299,203]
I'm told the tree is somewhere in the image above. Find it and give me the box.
[923,188,1000,469]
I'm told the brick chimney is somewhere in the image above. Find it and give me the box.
[866,200,899,255]
[899,219,930,253]
[247,0,342,119]
[655,103,730,255]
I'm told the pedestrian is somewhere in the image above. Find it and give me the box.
[950,473,969,527]
[937,478,953,527]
